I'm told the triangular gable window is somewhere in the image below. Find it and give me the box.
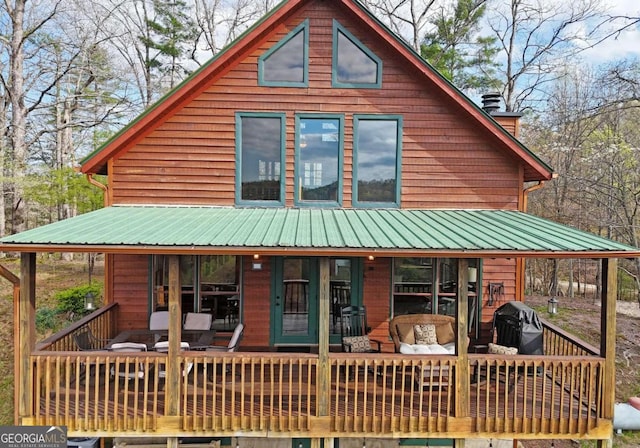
[332,20,382,88]
[259,19,309,87]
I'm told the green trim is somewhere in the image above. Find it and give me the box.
[332,19,383,89]
[80,0,289,169]
[258,19,309,87]
[272,257,319,345]
[294,114,344,207]
[352,114,402,208]
[235,112,287,206]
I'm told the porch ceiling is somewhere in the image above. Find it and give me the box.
[0,205,638,257]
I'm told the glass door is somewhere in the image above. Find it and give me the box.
[272,258,318,345]
[272,257,361,346]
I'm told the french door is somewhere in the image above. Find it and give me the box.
[271,257,361,346]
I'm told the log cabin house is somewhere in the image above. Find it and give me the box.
[1,0,639,447]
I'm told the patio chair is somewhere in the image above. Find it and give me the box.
[72,328,111,383]
[206,323,244,376]
[207,323,244,352]
[109,342,148,381]
[73,327,112,351]
[183,312,212,330]
[149,310,170,331]
[340,306,381,353]
[153,341,194,379]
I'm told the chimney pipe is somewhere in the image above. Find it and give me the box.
[481,92,501,115]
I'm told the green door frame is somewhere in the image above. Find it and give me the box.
[271,257,363,346]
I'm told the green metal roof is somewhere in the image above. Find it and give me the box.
[0,206,637,257]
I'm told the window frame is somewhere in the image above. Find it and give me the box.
[332,20,383,89]
[258,19,309,87]
[294,113,344,207]
[352,114,403,208]
[235,112,287,206]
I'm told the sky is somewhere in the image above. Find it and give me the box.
[580,0,640,62]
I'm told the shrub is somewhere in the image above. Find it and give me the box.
[55,283,103,317]
[35,307,59,332]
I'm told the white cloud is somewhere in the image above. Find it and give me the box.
[579,0,640,62]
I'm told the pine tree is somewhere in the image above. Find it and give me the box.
[420,0,499,92]
[139,0,197,91]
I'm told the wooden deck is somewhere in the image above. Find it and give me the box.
[27,351,609,440]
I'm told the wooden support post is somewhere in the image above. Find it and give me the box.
[456,258,470,418]
[18,252,36,423]
[166,255,182,415]
[318,257,330,417]
[599,258,617,448]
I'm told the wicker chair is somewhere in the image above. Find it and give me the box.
[389,314,461,353]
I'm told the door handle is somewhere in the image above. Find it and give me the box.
[275,295,280,306]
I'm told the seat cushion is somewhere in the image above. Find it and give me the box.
[488,342,518,355]
[343,335,371,353]
[414,324,438,345]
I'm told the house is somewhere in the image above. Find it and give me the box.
[1,0,638,447]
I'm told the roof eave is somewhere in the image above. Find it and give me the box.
[0,243,636,259]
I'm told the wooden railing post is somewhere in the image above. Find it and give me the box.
[318,257,330,417]
[456,258,470,419]
[18,253,36,424]
[599,258,617,447]
[166,255,182,415]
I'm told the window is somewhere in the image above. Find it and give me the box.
[353,115,402,206]
[152,255,241,332]
[259,20,308,86]
[332,20,382,88]
[236,113,285,205]
[392,258,479,319]
[295,115,343,205]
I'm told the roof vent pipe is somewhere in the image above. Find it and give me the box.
[481,92,501,115]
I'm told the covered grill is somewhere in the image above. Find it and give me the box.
[493,301,544,355]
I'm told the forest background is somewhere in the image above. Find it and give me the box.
[0,0,639,440]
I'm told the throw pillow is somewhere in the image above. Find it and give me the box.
[435,322,456,344]
[395,323,416,344]
[487,342,518,355]
[628,396,640,411]
[414,324,438,345]
[343,335,371,353]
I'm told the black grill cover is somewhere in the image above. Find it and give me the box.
[493,301,544,355]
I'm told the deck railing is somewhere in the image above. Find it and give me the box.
[27,350,608,439]
[37,303,118,352]
[541,319,599,356]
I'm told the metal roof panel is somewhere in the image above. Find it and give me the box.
[1,206,637,256]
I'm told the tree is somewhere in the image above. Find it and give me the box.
[420,0,500,92]
[0,0,63,234]
[487,0,606,112]
[360,0,439,52]
[192,0,280,65]
[141,0,198,90]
